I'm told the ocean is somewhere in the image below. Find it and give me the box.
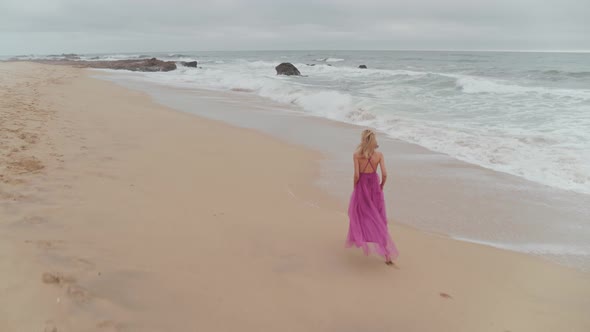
[18,50,587,195]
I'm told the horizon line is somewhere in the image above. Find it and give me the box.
[2,48,590,56]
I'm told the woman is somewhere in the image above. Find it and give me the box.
[346,129,399,265]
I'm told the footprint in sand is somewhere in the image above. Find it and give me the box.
[66,284,92,303]
[0,190,26,201]
[7,156,45,173]
[439,292,453,299]
[42,272,76,285]
[17,132,39,144]
[42,272,92,303]
[38,240,62,250]
[0,176,25,185]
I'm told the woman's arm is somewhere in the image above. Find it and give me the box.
[353,154,360,187]
[379,153,388,190]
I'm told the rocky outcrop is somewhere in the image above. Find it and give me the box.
[180,61,198,68]
[98,57,177,72]
[27,57,177,72]
[46,53,80,60]
[61,53,81,60]
[359,65,367,69]
[275,62,301,76]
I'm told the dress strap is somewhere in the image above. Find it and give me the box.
[362,154,375,173]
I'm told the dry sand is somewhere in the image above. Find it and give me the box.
[0,62,589,332]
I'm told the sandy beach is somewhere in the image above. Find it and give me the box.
[1,62,589,331]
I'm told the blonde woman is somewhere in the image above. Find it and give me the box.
[346,129,399,265]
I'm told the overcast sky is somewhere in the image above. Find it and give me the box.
[1,0,589,55]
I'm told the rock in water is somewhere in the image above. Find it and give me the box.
[142,58,177,72]
[275,63,301,76]
[61,53,81,60]
[359,65,367,69]
[181,61,198,68]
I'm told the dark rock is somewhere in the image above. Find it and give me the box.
[275,62,301,76]
[306,64,316,66]
[29,57,177,72]
[359,65,367,69]
[118,58,176,72]
[45,53,80,60]
[180,61,198,68]
[62,53,80,59]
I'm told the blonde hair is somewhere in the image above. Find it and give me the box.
[355,129,378,159]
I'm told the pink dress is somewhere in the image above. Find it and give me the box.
[346,155,399,259]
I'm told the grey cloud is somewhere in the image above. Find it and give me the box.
[1,0,589,54]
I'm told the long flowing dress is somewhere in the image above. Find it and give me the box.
[346,155,399,259]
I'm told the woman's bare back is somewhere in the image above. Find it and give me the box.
[356,152,382,174]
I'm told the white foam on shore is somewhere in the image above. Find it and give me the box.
[315,57,345,62]
[453,237,590,256]
[452,236,590,270]
[454,75,590,99]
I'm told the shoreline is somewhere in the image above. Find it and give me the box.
[1,62,589,331]
[95,69,590,271]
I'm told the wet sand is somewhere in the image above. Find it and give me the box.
[1,62,589,331]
